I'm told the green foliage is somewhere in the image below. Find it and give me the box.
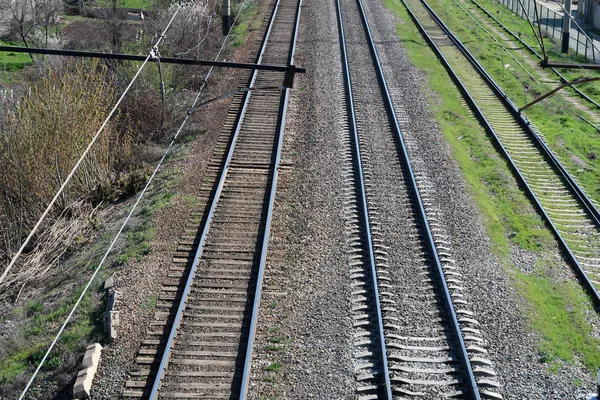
[229,4,260,49]
[263,363,281,372]
[0,40,33,72]
[95,0,153,10]
[514,265,600,372]
[0,284,101,388]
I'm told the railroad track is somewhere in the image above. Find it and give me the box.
[469,0,600,117]
[121,0,301,397]
[336,0,501,397]
[400,0,600,305]
[448,0,600,128]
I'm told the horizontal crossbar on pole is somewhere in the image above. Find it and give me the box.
[540,59,600,70]
[0,46,307,74]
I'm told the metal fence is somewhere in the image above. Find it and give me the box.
[495,0,600,63]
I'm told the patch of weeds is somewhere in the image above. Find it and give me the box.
[263,363,281,372]
[263,376,276,383]
[268,336,286,344]
[26,301,42,316]
[267,326,280,333]
[514,264,600,373]
[115,223,154,265]
[181,194,198,205]
[229,4,259,48]
[141,295,158,313]
[0,284,104,390]
[264,344,281,352]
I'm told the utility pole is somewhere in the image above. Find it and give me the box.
[222,0,230,35]
[562,0,571,53]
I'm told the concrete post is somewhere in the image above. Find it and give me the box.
[222,0,231,35]
[597,367,600,398]
[562,0,572,53]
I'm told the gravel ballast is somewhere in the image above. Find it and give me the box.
[247,0,356,396]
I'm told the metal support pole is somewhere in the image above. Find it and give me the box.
[562,0,571,53]
[222,0,230,35]
[597,367,600,399]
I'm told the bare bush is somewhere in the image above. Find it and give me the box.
[0,59,132,293]
[1,0,63,51]
[148,0,218,59]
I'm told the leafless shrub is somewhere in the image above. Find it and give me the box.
[0,59,132,291]
[147,0,218,59]
[1,0,63,51]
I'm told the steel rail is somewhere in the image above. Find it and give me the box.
[238,0,303,396]
[419,0,600,230]
[400,0,600,307]
[348,0,482,397]
[469,0,600,110]
[147,0,284,397]
[448,0,599,131]
[335,0,392,397]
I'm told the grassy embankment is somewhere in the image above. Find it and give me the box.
[0,168,180,392]
[382,0,600,376]
[0,40,34,84]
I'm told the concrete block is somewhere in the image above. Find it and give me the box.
[73,368,93,399]
[110,325,118,340]
[104,276,114,290]
[73,343,102,399]
[110,311,120,327]
[81,343,102,369]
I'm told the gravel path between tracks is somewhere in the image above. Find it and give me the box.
[88,13,269,397]
[247,0,356,397]
[359,0,599,397]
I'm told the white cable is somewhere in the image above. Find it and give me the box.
[17,2,249,397]
[0,10,181,289]
[16,8,182,398]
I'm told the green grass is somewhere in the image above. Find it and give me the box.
[115,169,179,265]
[95,0,153,10]
[383,0,600,375]
[0,39,33,83]
[514,261,600,372]
[263,363,281,372]
[0,285,102,387]
[0,40,33,72]
[229,4,261,49]
[467,0,600,104]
